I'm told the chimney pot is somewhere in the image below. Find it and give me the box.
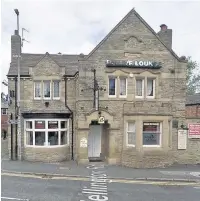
[160,24,168,31]
[14,30,18,35]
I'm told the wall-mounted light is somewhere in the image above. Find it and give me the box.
[45,102,49,107]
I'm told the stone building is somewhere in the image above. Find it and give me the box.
[7,8,200,167]
[1,94,8,135]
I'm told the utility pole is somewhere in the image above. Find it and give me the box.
[14,8,21,160]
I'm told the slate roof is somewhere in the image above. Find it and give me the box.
[8,53,81,76]
[186,93,200,105]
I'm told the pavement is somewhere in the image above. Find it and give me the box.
[1,159,200,182]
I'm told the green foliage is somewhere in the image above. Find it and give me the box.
[186,56,200,95]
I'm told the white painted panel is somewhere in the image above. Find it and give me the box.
[88,125,102,157]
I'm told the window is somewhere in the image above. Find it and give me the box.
[147,78,155,98]
[126,122,136,146]
[143,122,161,146]
[34,82,41,99]
[24,119,69,146]
[136,79,144,98]
[119,78,127,97]
[43,81,51,99]
[53,81,60,99]
[1,108,7,115]
[108,77,116,97]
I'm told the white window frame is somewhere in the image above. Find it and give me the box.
[142,122,162,147]
[34,81,42,100]
[135,78,144,98]
[126,122,136,147]
[108,77,117,98]
[24,119,69,147]
[119,77,127,98]
[43,81,51,100]
[53,80,60,100]
[146,78,156,99]
[1,108,7,115]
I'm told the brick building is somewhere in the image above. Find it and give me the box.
[7,8,200,167]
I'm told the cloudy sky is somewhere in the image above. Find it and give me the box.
[1,0,200,93]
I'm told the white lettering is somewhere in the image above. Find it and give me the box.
[88,195,108,201]
[139,61,143,66]
[82,191,107,195]
[135,61,139,66]
[148,61,153,66]
[144,61,149,66]
[127,60,133,65]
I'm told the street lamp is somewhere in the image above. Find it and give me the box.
[14,8,21,160]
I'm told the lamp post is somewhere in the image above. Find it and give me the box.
[14,8,21,160]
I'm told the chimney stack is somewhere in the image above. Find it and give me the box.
[157,24,172,49]
[11,29,21,62]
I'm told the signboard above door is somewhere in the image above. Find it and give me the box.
[106,60,162,69]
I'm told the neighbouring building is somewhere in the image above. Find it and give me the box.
[1,93,8,135]
[7,8,200,167]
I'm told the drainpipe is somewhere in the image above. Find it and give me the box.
[64,76,74,160]
[15,76,18,160]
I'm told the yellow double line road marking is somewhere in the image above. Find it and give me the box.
[2,172,200,187]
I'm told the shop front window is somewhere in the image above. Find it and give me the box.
[143,122,161,146]
[24,119,69,147]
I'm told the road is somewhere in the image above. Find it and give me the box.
[1,173,200,201]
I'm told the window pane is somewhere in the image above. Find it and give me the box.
[1,109,7,115]
[109,78,115,95]
[61,121,68,129]
[26,131,33,145]
[48,121,58,129]
[143,133,160,145]
[143,123,160,145]
[128,122,135,132]
[136,79,143,96]
[26,121,32,129]
[48,131,58,145]
[53,81,60,98]
[61,131,67,145]
[120,78,126,96]
[35,132,45,146]
[34,82,41,98]
[147,79,154,96]
[127,132,135,145]
[44,81,51,98]
[35,121,45,129]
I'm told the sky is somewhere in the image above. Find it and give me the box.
[1,0,200,94]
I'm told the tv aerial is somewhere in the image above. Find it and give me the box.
[21,27,30,47]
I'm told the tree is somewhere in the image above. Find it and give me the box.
[186,56,200,95]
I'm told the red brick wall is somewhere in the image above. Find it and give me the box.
[1,114,8,132]
[186,105,200,118]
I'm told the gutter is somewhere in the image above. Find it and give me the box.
[64,76,74,160]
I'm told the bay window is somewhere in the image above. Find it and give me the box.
[24,119,69,146]
[143,122,161,146]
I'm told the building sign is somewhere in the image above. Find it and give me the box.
[178,129,187,149]
[188,123,200,139]
[98,116,105,124]
[106,60,162,69]
[80,137,87,148]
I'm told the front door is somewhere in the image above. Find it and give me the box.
[88,124,102,158]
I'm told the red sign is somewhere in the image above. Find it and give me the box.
[188,123,200,138]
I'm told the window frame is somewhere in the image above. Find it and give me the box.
[126,122,136,147]
[34,81,42,100]
[43,81,51,100]
[119,77,127,98]
[1,108,7,115]
[53,80,60,100]
[135,78,145,98]
[146,78,156,99]
[142,122,162,147]
[24,119,69,147]
[108,77,117,98]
